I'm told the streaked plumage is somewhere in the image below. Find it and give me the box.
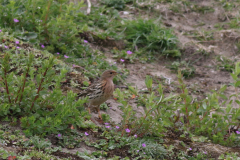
[78,70,117,119]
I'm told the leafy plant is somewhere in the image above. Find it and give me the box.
[129,138,167,159]
[191,5,215,14]
[114,63,240,147]
[124,19,179,53]
[0,48,89,136]
[216,56,235,72]
[22,136,51,150]
[169,61,195,78]
[101,0,128,10]
[178,63,240,146]
[0,147,16,159]
[0,0,86,55]
[115,76,178,138]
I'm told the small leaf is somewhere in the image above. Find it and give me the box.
[230,73,237,81]
[25,32,38,39]
[235,81,240,87]
[219,85,227,93]
[83,81,89,87]
[226,105,231,113]
[235,100,240,105]
[202,102,207,109]
[219,94,228,100]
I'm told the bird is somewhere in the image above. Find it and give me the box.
[78,70,118,119]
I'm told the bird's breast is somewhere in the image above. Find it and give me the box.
[103,81,114,96]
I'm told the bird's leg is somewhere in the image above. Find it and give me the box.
[97,106,102,120]
[88,104,91,114]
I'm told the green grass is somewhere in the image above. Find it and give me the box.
[216,56,235,72]
[123,19,179,54]
[168,61,195,77]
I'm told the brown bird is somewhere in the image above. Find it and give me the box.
[78,70,118,119]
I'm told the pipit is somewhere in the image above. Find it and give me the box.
[78,70,118,119]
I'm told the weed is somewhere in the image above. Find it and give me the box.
[169,61,195,78]
[129,138,167,159]
[220,0,237,11]
[0,46,91,136]
[100,103,109,111]
[229,18,240,29]
[115,76,178,138]
[184,30,214,42]
[0,0,88,55]
[57,133,82,148]
[163,50,181,57]
[22,150,65,160]
[112,50,138,63]
[22,136,51,150]
[101,0,132,10]
[216,56,235,72]
[0,147,16,159]
[236,41,240,52]
[169,1,191,13]
[177,63,240,146]
[123,19,179,54]
[219,152,240,160]
[169,1,214,14]
[157,0,173,2]
[114,63,240,147]
[191,5,215,14]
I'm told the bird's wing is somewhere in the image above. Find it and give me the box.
[78,80,107,97]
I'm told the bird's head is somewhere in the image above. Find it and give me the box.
[101,70,118,80]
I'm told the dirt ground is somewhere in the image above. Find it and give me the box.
[88,0,240,157]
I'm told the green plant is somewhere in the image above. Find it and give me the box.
[169,61,195,78]
[57,134,82,148]
[129,138,167,159]
[21,150,65,160]
[220,0,237,11]
[22,136,51,150]
[85,124,168,159]
[114,63,240,147]
[216,56,235,72]
[219,152,240,160]
[114,77,178,138]
[178,63,240,146]
[228,18,240,29]
[0,48,90,136]
[112,50,138,63]
[0,147,16,159]
[0,0,87,55]
[194,30,214,41]
[191,5,215,14]
[169,1,190,13]
[124,19,179,53]
[102,0,127,10]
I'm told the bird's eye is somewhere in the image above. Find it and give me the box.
[110,72,113,74]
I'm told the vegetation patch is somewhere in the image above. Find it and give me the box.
[1,0,240,159]
[124,19,179,53]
